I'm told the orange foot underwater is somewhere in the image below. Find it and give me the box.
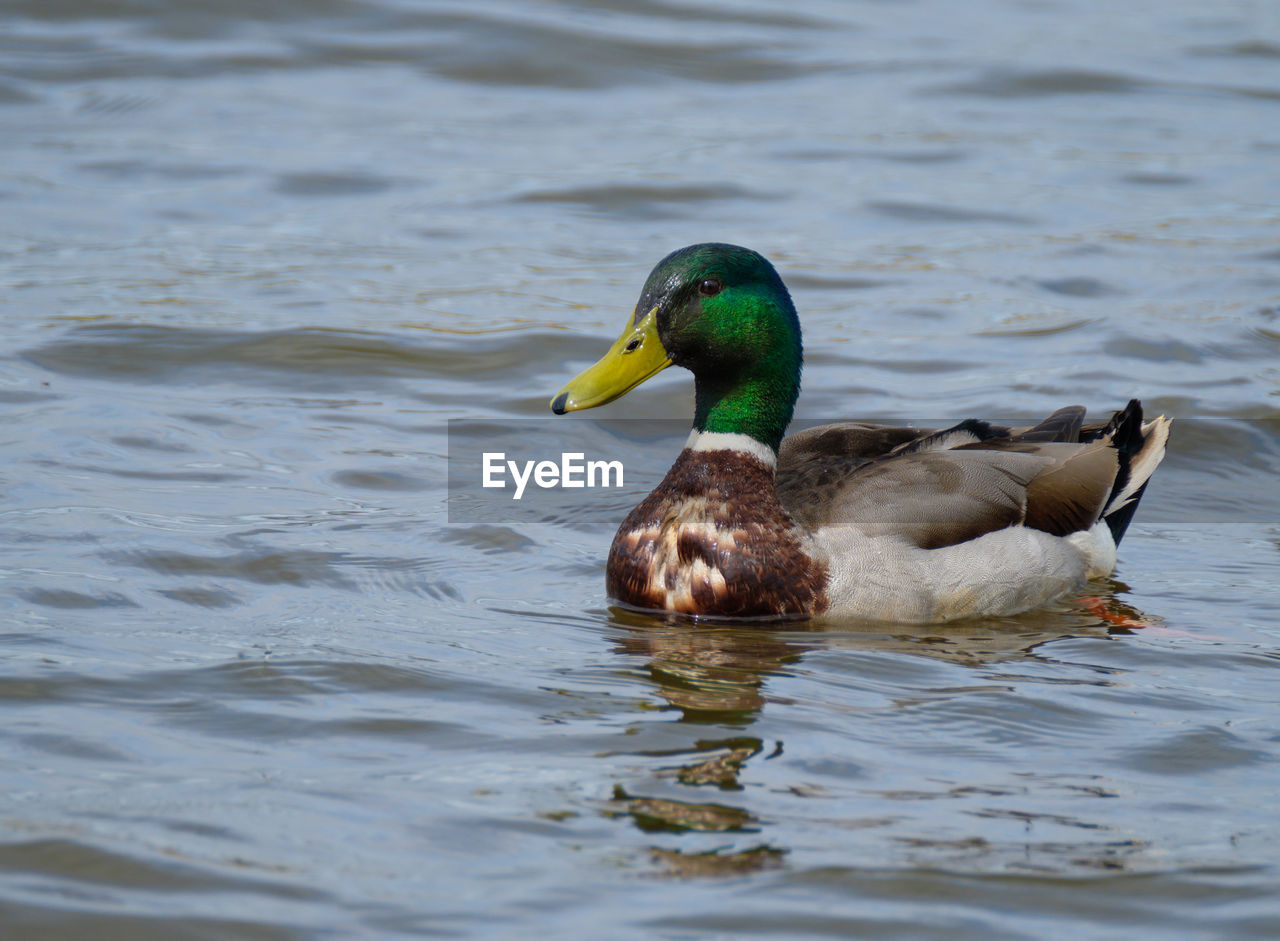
[1078,595,1157,630]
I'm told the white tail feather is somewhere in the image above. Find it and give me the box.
[1107,414,1171,515]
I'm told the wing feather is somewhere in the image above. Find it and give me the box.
[776,412,1132,548]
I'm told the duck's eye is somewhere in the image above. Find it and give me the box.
[624,337,641,353]
[698,278,722,297]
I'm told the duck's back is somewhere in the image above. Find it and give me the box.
[775,406,1144,549]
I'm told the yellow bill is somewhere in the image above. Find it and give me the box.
[550,306,672,414]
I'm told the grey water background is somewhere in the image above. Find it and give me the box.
[3,0,1280,937]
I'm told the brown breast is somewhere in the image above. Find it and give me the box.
[606,448,828,618]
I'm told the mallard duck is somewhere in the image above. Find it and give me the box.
[549,243,1170,623]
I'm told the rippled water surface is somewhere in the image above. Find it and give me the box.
[3,1,1280,937]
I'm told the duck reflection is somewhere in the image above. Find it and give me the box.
[602,587,1157,877]
[609,606,812,722]
[610,585,1153,713]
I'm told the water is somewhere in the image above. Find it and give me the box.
[3,0,1280,937]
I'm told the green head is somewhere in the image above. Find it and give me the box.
[550,243,803,452]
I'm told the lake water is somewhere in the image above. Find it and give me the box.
[3,0,1280,937]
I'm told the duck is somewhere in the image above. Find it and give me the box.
[549,243,1170,623]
